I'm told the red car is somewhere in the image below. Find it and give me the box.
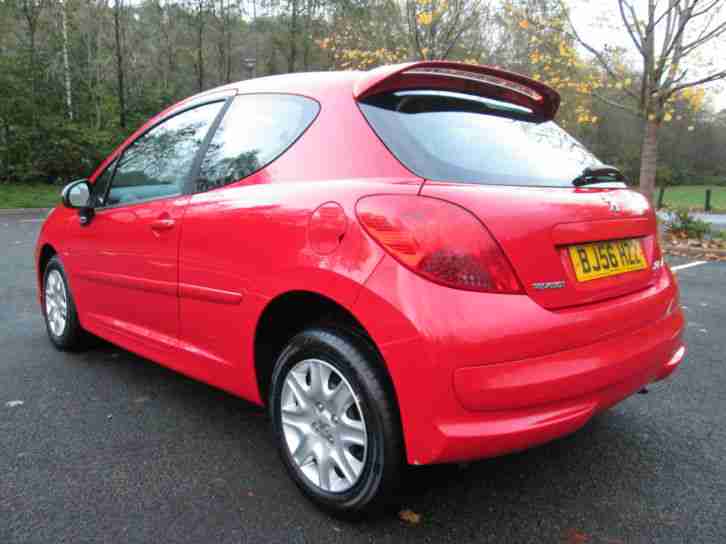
[36,61,685,515]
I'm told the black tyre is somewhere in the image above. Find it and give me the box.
[42,255,86,351]
[269,326,403,516]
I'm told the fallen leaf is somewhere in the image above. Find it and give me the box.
[399,509,421,525]
[564,528,589,543]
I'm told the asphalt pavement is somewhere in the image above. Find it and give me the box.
[2,211,725,543]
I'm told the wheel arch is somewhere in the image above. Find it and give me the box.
[253,290,401,418]
[37,243,58,289]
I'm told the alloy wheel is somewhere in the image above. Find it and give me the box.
[280,358,367,493]
[45,269,68,337]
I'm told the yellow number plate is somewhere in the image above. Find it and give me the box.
[568,238,647,282]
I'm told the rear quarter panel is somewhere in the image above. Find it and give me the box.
[176,83,422,403]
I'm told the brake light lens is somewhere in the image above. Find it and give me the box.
[356,195,523,293]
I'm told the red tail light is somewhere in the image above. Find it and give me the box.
[356,195,523,294]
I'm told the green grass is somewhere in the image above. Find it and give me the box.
[0,183,62,209]
[660,185,726,213]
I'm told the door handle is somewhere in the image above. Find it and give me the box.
[150,218,176,231]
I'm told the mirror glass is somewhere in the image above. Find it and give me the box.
[67,182,90,208]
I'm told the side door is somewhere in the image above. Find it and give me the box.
[67,100,226,349]
[177,94,320,396]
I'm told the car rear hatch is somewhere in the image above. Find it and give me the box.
[356,61,660,310]
[421,183,658,309]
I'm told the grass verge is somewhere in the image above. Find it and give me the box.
[660,185,726,212]
[0,183,61,209]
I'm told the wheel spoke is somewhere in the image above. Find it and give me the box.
[285,372,311,410]
[329,383,354,417]
[308,361,324,398]
[318,364,332,395]
[291,435,313,466]
[281,410,310,433]
[339,423,366,447]
[316,449,333,491]
[332,447,357,484]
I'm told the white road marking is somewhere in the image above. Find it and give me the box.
[671,261,708,272]
[19,218,44,223]
[5,400,24,408]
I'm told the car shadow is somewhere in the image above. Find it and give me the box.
[75,335,665,541]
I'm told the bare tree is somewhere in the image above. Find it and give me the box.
[213,0,234,83]
[184,0,210,92]
[563,0,726,202]
[301,0,319,70]
[286,0,300,72]
[19,0,49,124]
[405,0,483,60]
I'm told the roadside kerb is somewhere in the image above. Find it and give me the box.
[0,208,51,215]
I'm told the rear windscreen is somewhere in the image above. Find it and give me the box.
[359,90,605,187]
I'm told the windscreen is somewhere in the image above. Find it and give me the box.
[359,90,605,187]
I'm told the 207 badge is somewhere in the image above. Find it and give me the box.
[532,280,566,290]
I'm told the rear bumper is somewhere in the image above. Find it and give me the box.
[438,312,684,463]
[354,256,685,465]
[453,311,684,413]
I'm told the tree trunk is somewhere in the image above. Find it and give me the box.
[114,0,126,128]
[638,118,659,203]
[288,0,298,73]
[301,0,311,70]
[27,17,38,128]
[61,0,73,120]
[197,2,205,92]
[251,0,258,77]
[225,9,232,83]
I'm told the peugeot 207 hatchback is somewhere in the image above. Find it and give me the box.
[36,61,685,515]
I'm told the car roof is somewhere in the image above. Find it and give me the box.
[188,62,560,121]
[193,71,365,102]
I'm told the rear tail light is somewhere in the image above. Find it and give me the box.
[356,195,523,294]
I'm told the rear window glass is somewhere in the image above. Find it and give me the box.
[359,90,604,187]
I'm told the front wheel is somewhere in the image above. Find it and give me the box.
[42,255,86,350]
[269,327,403,516]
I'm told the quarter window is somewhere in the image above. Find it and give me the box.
[195,94,319,192]
[105,101,224,206]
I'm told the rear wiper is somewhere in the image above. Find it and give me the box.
[572,166,625,187]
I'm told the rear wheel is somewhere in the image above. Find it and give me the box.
[43,255,86,350]
[269,327,403,516]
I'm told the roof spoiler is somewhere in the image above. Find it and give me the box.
[353,61,560,122]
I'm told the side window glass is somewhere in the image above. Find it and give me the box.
[195,94,319,192]
[91,158,117,207]
[106,101,223,207]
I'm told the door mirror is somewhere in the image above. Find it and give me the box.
[62,179,91,209]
